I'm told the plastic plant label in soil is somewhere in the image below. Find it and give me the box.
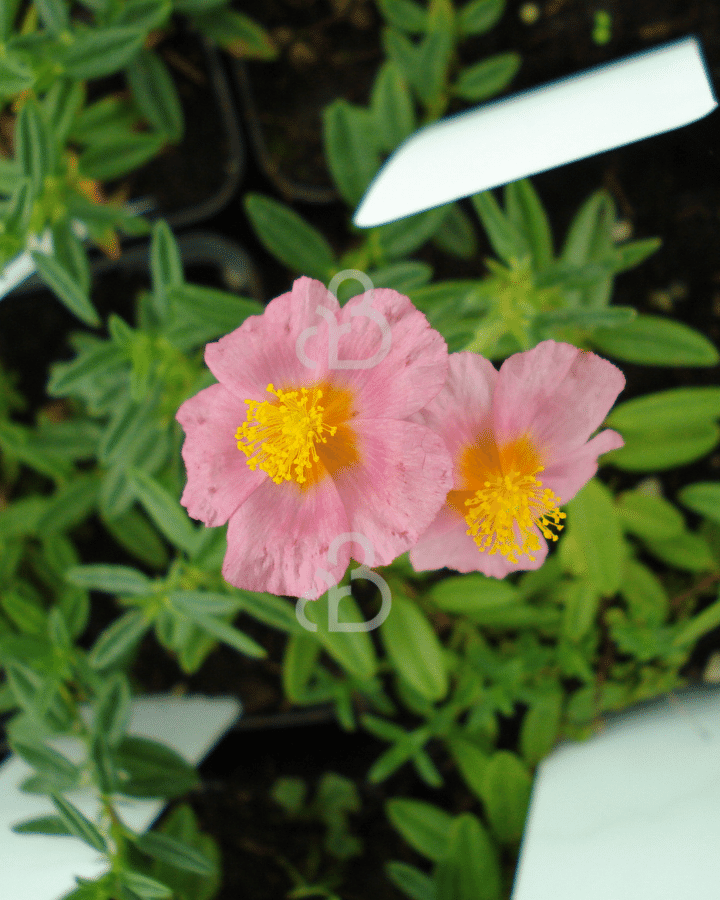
[354,36,717,226]
[512,686,720,900]
[0,696,240,900]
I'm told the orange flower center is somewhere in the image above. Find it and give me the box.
[236,381,359,487]
[447,433,566,563]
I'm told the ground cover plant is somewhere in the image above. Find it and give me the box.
[1,2,720,899]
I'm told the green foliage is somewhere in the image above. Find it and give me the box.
[2,3,720,900]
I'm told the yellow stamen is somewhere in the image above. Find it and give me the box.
[449,434,566,563]
[236,382,359,486]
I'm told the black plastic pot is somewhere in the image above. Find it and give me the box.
[233,60,337,204]
[129,33,245,230]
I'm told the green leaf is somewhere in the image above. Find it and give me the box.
[616,491,685,541]
[4,660,43,717]
[607,423,720,472]
[0,496,48,539]
[370,61,416,152]
[91,731,119,794]
[643,532,716,573]
[113,0,172,31]
[71,95,138,144]
[127,50,183,142]
[244,193,335,279]
[471,190,529,264]
[430,574,517,617]
[102,509,169,569]
[386,862,436,900]
[1,587,47,634]
[591,315,719,366]
[167,591,243,617]
[0,50,34,97]
[457,0,505,35]
[114,736,199,799]
[302,592,378,681]
[119,871,172,900]
[434,814,501,900]
[93,674,132,747]
[386,799,452,862]
[134,831,216,876]
[150,219,183,319]
[479,751,531,844]
[374,205,449,260]
[185,613,266,658]
[560,577,602,642]
[678,482,720,525]
[414,6,454,107]
[78,131,166,181]
[520,688,563,764]
[65,564,153,595]
[44,79,85,150]
[191,9,276,60]
[48,343,126,397]
[148,803,221,900]
[16,98,52,196]
[534,305,636,329]
[0,420,71,481]
[88,610,151,670]
[672,593,720,647]
[236,591,305,634]
[31,251,100,327]
[51,793,107,853]
[282,632,321,702]
[607,387,720,432]
[376,0,427,32]
[61,26,146,80]
[381,597,448,701]
[382,27,424,96]
[446,736,489,800]
[11,815,72,837]
[51,217,91,295]
[564,479,624,595]
[35,0,69,32]
[453,52,520,102]
[505,178,553,270]
[128,469,199,557]
[36,475,99,535]
[167,284,262,340]
[323,100,379,207]
[12,741,81,787]
[364,262,433,294]
[619,559,669,627]
[433,204,478,260]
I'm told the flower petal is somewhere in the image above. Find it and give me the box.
[333,418,453,567]
[541,428,624,505]
[331,288,449,419]
[204,276,340,401]
[492,341,626,463]
[222,476,350,599]
[176,383,264,526]
[413,351,498,471]
[410,506,548,577]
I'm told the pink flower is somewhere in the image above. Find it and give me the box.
[176,276,453,599]
[409,341,625,578]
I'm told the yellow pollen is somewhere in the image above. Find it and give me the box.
[464,464,566,563]
[450,434,566,564]
[235,383,338,485]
